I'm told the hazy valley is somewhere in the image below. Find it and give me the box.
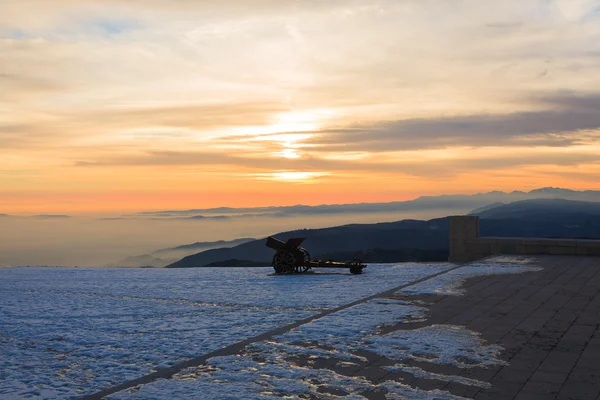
[3,187,600,268]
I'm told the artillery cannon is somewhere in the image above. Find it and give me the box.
[265,236,366,275]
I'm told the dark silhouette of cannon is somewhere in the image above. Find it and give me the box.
[265,236,366,275]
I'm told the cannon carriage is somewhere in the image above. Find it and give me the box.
[265,236,366,275]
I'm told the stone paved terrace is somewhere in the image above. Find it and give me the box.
[382,255,600,400]
[89,255,600,400]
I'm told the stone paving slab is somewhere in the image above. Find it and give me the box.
[399,255,600,400]
[312,255,600,399]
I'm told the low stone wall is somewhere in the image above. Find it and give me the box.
[448,216,600,262]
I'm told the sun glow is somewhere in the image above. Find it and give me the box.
[226,109,334,137]
[271,111,320,132]
[266,111,332,159]
[275,148,301,159]
[220,110,333,160]
[251,171,329,182]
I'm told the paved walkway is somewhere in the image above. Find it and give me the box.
[361,255,600,399]
[86,255,600,399]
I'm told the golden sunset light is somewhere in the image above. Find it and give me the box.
[1,0,600,214]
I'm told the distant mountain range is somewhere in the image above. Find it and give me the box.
[166,198,600,268]
[137,187,600,220]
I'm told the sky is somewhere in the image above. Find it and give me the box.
[2,0,600,213]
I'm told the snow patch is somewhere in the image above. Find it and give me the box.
[363,325,507,369]
[110,300,473,399]
[399,263,541,296]
[385,364,491,389]
[111,353,469,400]
[278,298,428,351]
[251,341,367,362]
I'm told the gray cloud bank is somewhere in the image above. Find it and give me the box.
[313,93,600,151]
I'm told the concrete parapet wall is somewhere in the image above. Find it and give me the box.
[448,216,600,262]
[448,216,480,262]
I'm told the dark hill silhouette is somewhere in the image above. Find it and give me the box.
[469,202,505,215]
[470,199,600,239]
[167,199,600,268]
[166,219,450,268]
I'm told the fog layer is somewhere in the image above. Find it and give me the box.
[0,210,455,267]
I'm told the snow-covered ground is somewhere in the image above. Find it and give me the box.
[0,258,541,399]
[399,257,541,296]
[0,263,454,398]
[108,256,541,400]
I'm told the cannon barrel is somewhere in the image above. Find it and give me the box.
[265,236,286,251]
[265,236,306,251]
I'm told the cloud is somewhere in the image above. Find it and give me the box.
[0,72,66,100]
[2,0,600,212]
[16,89,600,183]
[540,91,600,112]
[0,0,363,28]
[71,142,600,181]
[85,102,285,130]
[308,93,600,152]
[0,101,286,150]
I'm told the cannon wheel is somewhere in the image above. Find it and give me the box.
[349,259,364,275]
[273,250,296,274]
[295,248,311,273]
